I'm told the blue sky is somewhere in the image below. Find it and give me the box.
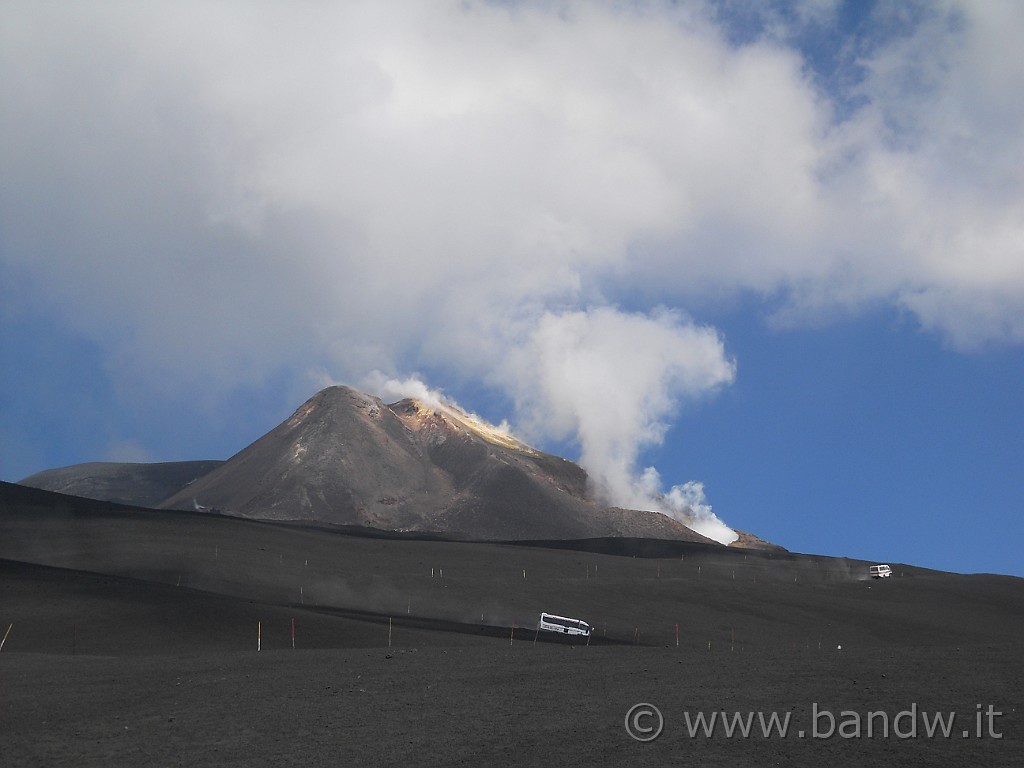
[2,1,1022,574]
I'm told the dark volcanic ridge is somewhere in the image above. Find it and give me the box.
[19,460,223,508]
[20,385,778,547]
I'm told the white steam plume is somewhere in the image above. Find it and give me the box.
[637,470,737,545]
[363,372,449,411]
[505,306,738,544]
[362,371,516,438]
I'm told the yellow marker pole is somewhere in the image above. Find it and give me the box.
[0,623,12,652]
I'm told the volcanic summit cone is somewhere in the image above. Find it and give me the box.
[159,386,717,542]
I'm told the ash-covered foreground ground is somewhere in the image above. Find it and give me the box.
[4,644,1019,767]
[1,484,1021,766]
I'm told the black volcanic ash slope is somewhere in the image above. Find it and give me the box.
[159,386,715,542]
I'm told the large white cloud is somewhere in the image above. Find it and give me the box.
[2,0,1023,522]
[842,1,1024,346]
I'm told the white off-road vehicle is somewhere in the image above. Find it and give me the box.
[869,564,893,579]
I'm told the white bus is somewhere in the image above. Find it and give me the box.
[538,612,591,637]
[869,564,892,579]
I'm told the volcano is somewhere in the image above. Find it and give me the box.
[157,385,738,543]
